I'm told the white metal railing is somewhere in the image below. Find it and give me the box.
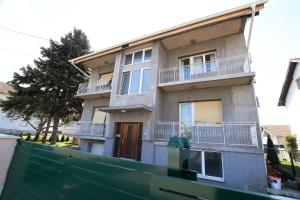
[77,77,112,96]
[62,122,105,138]
[159,54,251,84]
[155,122,258,147]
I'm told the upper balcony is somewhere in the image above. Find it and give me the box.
[159,54,254,92]
[75,77,112,99]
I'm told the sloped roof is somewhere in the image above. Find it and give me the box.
[0,81,13,94]
[261,125,291,137]
[278,58,300,106]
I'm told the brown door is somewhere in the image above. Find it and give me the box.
[114,122,142,161]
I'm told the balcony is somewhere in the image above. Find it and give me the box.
[62,122,105,139]
[76,78,112,99]
[159,54,254,91]
[155,122,258,147]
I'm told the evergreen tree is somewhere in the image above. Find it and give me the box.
[35,28,90,144]
[61,135,65,142]
[25,133,31,141]
[266,134,280,166]
[66,136,70,142]
[284,135,298,177]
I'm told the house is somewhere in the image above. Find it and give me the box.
[261,125,291,146]
[70,1,267,191]
[278,58,300,146]
[0,81,35,134]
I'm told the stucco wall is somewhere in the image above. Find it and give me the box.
[0,134,19,194]
[285,63,300,145]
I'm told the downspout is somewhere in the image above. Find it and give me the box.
[247,3,256,52]
[69,60,90,79]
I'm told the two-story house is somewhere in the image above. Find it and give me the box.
[70,1,267,191]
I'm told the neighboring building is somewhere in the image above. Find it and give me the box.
[261,125,291,146]
[70,1,267,191]
[278,58,300,146]
[0,81,35,134]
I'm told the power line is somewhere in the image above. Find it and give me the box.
[0,47,39,57]
[0,26,49,41]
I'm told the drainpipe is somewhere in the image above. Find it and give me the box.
[69,60,90,79]
[246,3,256,73]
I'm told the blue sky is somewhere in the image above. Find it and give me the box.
[0,0,299,125]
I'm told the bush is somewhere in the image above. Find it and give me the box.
[61,135,65,142]
[56,135,59,142]
[48,135,52,142]
[266,134,280,166]
[19,132,23,139]
[284,134,298,177]
[66,136,70,142]
[25,133,31,141]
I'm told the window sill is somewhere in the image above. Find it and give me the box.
[197,174,224,182]
[116,92,151,97]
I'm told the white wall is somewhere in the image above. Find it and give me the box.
[285,63,300,145]
[0,94,35,133]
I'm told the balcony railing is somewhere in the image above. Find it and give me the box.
[159,54,251,85]
[62,122,105,138]
[77,78,112,96]
[155,122,258,147]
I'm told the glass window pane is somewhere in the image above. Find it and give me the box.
[144,49,152,61]
[190,151,202,174]
[180,103,193,127]
[121,71,130,95]
[204,152,223,178]
[141,68,150,93]
[133,51,143,64]
[205,54,216,72]
[129,70,141,94]
[194,56,204,74]
[125,54,133,65]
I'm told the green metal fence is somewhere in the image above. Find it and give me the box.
[1,141,283,200]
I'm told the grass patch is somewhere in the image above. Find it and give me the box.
[280,160,300,177]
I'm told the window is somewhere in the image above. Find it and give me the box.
[97,72,113,89]
[179,51,216,80]
[190,150,223,181]
[124,48,152,65]
[179,100,222,126]
[297,78,300,89]
[120,68,150,95]
[92,108,106,124]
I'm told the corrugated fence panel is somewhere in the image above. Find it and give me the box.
[1,141,283,200]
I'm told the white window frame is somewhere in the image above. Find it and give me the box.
[124,48,152,65]
[191,149,224,182]
[120,67,151,95]
[179,51,216,75]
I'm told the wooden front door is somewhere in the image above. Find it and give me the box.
[114,122,142,161]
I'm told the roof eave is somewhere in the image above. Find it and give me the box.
[70,0,267,65]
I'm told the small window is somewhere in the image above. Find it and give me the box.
[144,49,152,61]
[204,151,223,178]
[125,54,133,65]
[92,108,106,124]
[133,51,143,64]
[297,78,300,89]
[190,151,202,174]
[121,71,130,95]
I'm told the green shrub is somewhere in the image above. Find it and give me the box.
[48,135,52,142]
[19,132,23,139]
[56,135,59,142]
[61,135,65,142]
[25,133,31,141]
[66,136,70,142]
[266,134,280,166]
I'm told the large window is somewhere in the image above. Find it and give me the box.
[179,51,216,80]
[179,100,222,127]
[190,150,223,181]
[124,48,152,65]
[97,72,113,90]
[121,68,150,95]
